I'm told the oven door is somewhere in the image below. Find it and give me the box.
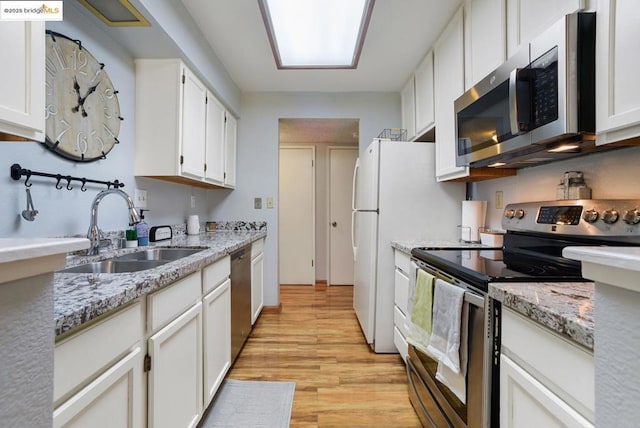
[407,262,493,428]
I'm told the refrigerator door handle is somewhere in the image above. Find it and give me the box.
[351,209,357,259]
[351,158,360,211]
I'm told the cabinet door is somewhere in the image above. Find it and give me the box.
[180,67,207,179]
[224,112,237,188]
[596,0,640,145]
[400,76,416,141]
[414,51,435,135]
[148,302,203,428]
[506,0,584,58]
[434,7,469,181]
[205,92,225,185]
[0,21,45,140]
[500,354,593,428]
[53,346,144,428]
[203,279,231,407]
[465,0,506,89]
[251,252,264,325]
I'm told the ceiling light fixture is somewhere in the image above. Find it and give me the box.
[77,0,149,27]
[548,144,580,153]
[488,162,507,167]
[258,0,375,69]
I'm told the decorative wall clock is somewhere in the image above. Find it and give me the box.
[44,31,123,161]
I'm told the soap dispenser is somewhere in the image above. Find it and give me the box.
[136,209,150,246]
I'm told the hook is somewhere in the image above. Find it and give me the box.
[106,182,112,189]
[55,175,63,190]
[80,178,87,192]
[66,176,73,191]
[24,171,32,188]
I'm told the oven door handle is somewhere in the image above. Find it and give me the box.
[464,290,484,308]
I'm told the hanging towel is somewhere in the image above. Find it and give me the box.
[406,266,435,354]
[425,279,465,374]
[435,302,469,403]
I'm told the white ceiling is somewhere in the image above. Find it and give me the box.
[180,0,462,93]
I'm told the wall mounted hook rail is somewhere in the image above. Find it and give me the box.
[10,163,125,191]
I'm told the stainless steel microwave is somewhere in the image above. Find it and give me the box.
[455,13,596,168]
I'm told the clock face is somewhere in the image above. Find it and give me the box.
[45,32,121,161]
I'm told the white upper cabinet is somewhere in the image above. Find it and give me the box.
[506,0,585,58]
[465,0,507,89]
[0,22,45,141]
[414,51,435,135]
[135,59,235,189]
[434,7,469,181]
[400,77,416,141]
[595,0,640,145]
[205,93,226,185]
[224,112,237,188]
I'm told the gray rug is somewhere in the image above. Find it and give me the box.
[200,380,296,428]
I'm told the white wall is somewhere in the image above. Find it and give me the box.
[0,3,218,238]
[208,92,400,306]
[473,146,640,230]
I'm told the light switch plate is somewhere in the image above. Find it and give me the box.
[266,197,274,209]
[134,189,147,208]
[495,191,504,209]
[254,197,262,209]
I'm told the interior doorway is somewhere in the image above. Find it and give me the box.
[278,118,359,286]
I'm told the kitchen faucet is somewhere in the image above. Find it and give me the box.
[86,188,140,255]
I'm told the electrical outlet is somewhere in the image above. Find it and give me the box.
[266,197,274,209]
[254,197,262,209]
[190,195,196,209]
[495,191,504,210]
[134,189,147,209]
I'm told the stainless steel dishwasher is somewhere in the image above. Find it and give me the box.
[230,246,251,362]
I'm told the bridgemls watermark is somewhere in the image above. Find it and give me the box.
[0,1,63,21]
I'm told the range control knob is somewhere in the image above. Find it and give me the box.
[602,209,620,224]
[514,209,525,219]
[582,209,599,223]
[504,209,515,219]
[623,208,640,225]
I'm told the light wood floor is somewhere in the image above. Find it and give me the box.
[227,284,422,427]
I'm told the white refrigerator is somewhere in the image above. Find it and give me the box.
[352,139,465,353]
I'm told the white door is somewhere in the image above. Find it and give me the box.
[328,147,358,285]
[202,279,230,408]
[279,146,315,285]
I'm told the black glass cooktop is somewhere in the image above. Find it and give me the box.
[411,247,585,291]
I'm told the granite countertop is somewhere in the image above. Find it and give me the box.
[54,229,266,336]
[0,238,89,263]
[391,239,490,254]
[489,282,594,350]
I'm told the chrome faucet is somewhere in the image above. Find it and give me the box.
[87,188,141,255]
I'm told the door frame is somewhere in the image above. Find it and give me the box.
[278,145,316,285]
[326,145,359,286]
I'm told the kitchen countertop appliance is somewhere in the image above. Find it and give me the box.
[407,199,640,427]
[352,139,465,353]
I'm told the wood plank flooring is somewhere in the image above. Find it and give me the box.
[226,285,422,427]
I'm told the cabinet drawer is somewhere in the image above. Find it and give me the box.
[202,255,230,294]
[394,326,408,362]
[251,238,264,259]
[502,308,594,420]
[394,267,410,314]
[394,305,409,338]
[147,272,201,333]
[54,301,143,405]
[394,249,411,274]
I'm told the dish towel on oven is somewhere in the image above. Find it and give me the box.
[406,265,435,354]
[426,278,468,403]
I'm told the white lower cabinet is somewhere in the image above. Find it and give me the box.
[53,301,145,428]
[500,308,594,428]
[202,278,231,407]
[393,249,411,361]
[251,238,265,325]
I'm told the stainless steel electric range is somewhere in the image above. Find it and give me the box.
[406,199,640,428]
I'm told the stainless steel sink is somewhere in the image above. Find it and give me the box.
[113,248,205,262]
[58,260,169,274]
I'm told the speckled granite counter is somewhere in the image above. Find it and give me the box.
[489,282,594,350]
[391,239,490,254]
[54,229,266,336]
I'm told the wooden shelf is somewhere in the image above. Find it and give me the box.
[447,167,518,182]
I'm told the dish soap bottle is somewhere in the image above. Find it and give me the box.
[136,209,149,246]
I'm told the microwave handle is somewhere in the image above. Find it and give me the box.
[509,68,522,136]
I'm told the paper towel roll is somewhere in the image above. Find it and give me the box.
[187,215,200,235]
[461,200,487,242]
